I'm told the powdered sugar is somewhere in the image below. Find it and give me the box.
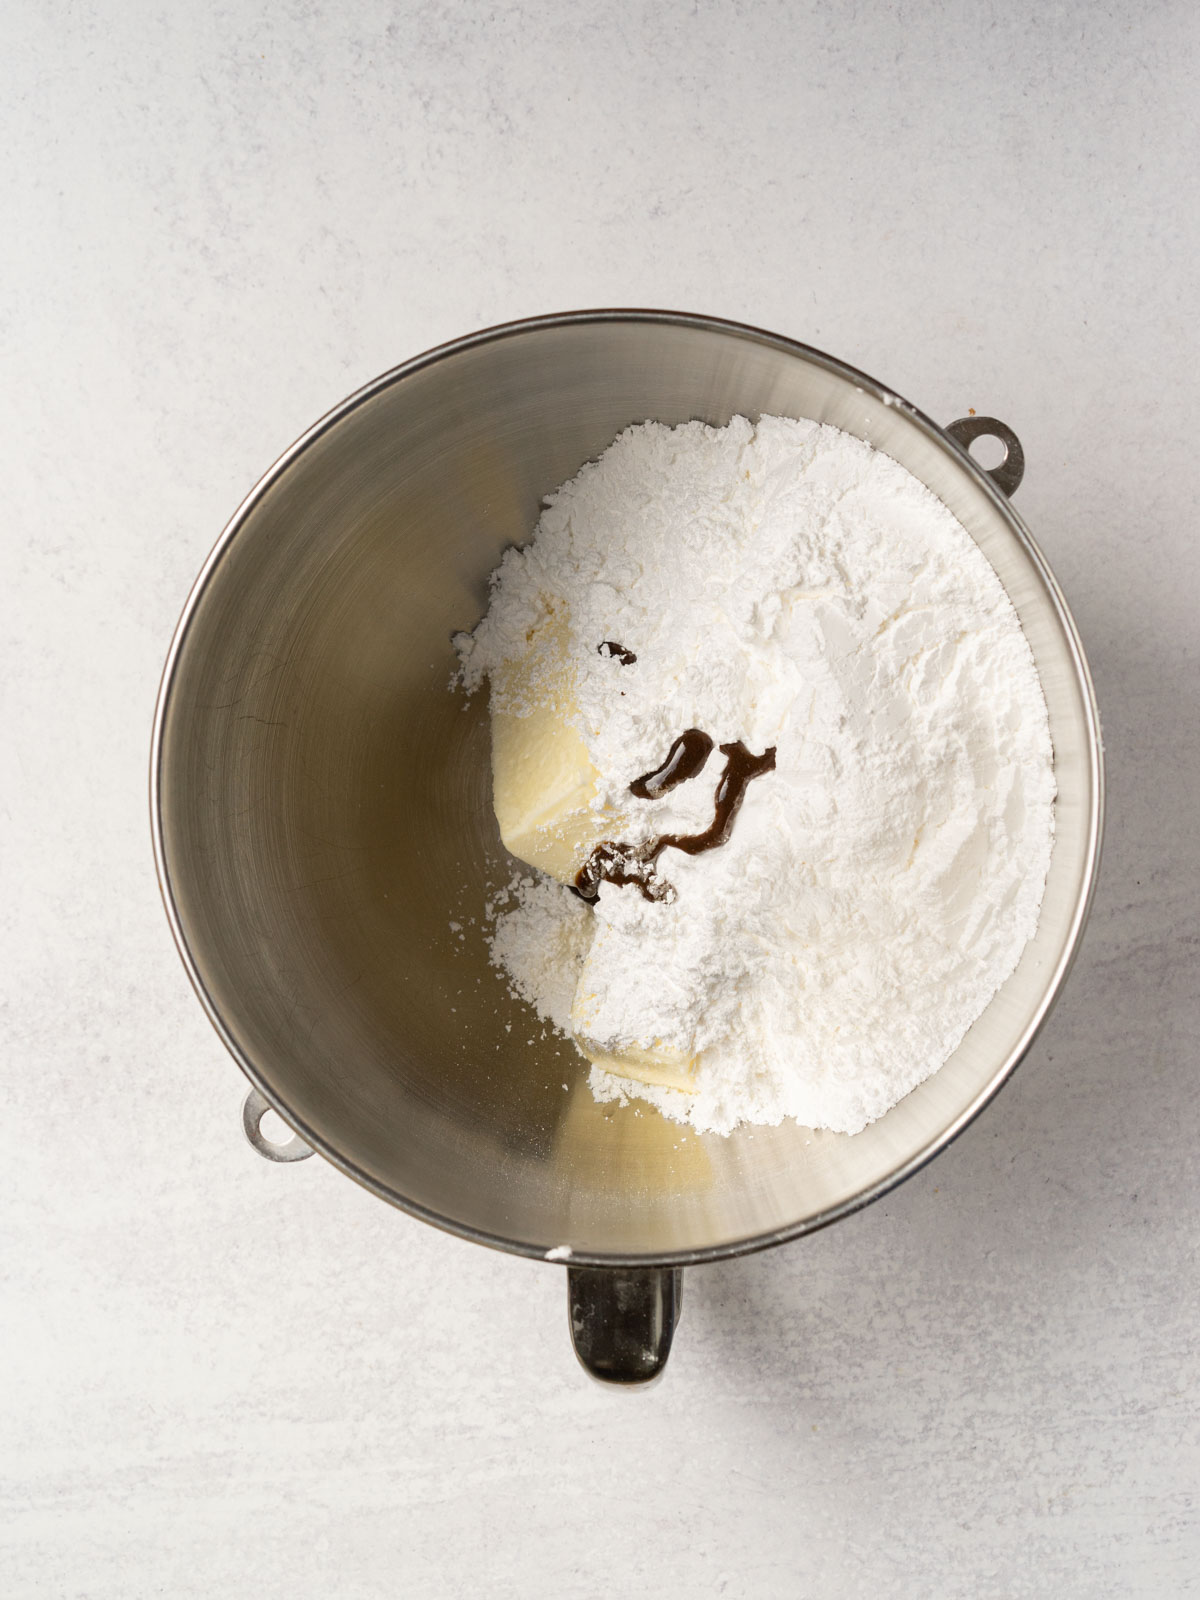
[456,415,1055,1135]
[486,875,591,1034]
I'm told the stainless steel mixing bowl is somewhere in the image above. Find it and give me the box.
[152,311,1103,1383]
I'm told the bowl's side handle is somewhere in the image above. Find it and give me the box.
[567,1265,684,1387]
[945,416,1025,497]
[242,1087,314,1163]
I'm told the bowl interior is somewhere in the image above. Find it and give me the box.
[156,316,1100,1260]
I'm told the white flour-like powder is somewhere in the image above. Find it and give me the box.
[456,415,1055,1135]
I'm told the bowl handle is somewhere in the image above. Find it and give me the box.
[567,1265,683,1386]
[242,1087,314,1163]
[945,416,1025,497]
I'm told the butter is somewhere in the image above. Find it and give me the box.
[490,610,699,1091]
[571,937,700,1094]
[490,616,603,883]
[573,1037,700,1094]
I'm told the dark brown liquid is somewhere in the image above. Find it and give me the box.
[598,640,637,665]
[573,737,777,904]
[573,841,674,904]
[630,729,714,799]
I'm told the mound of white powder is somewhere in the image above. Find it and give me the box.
[456,414,1055,1135]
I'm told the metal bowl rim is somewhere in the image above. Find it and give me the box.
[149,307,1106,1268]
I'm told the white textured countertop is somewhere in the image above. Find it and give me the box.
[5,3,1198,1595]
